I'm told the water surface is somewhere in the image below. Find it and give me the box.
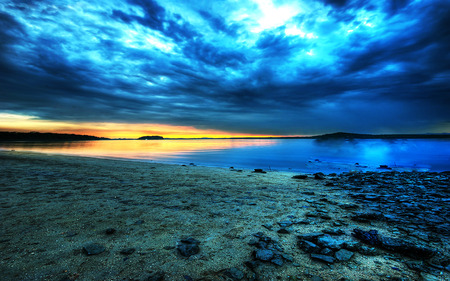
[1,138,449,173]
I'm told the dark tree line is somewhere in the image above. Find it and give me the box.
[0,131,109,141]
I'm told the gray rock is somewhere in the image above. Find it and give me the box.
[335,249,354,261]
[316,234,345,250]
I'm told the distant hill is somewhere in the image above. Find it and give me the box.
[0,131,109,141]
[315,132,450,140]
[137,135,164,140]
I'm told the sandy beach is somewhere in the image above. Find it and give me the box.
[0,151,448,281]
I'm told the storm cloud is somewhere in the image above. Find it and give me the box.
[0,0,449,135]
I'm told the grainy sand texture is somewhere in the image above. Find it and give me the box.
[0,151,448,281]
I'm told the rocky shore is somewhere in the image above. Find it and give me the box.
[0,151,448,281]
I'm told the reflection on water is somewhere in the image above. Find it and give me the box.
[0,139,278,162]
[1,138,449,173]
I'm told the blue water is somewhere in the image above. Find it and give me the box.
[1,138,449,173]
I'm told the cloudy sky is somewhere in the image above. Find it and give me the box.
[0,0,449,137]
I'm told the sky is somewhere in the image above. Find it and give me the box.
[0,0,449,138]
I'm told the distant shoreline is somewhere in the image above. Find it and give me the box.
[1,131,449,141]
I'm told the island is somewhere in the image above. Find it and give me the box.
[137,135,164,140]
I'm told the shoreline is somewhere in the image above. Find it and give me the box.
[0,151,448,280]
[0,147,442,174]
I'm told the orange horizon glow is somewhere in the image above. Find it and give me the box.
[0,113,302,139]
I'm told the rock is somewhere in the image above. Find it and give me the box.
[352,229,380,246]
[323,228,345,236]
[302,191,315,195]
[420,273,442,281]
[281,253,294,262]
[351,212,384,222]
[262,223,273,230]
[277,228,291,234]
[380,236,436,259]
[105,228,116,235]
[82,243,105,255]
[298,232,324,241]
[314,172,326,180]
[253,169,267,173]
[352,229,436,259]
[338,203,359,209]
[357,245,380,256]
[316,234,345,250]
[277,220,294,228]
[405,261,428,272]
[298,240,321,253]
[292,174,308,179]
[271,257,284,266]
[65,231,77,237]
[145,271,165,281]
[120,248,135,255]
[335,249,354,261]
[223,267,244,280]
[310,253,335,263]
[177,237,200,257]
[244,260,259,270]
[249,232,291,266]
[255,249,274,261]
[320,248,333,255]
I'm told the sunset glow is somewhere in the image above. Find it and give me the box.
[0,113,288,139]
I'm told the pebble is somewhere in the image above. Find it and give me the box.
[177,237,200,257]
[120,248,136,255]
[105,228,116,235]
[82,243,105,255]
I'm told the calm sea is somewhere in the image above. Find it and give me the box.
[1,138,449,173]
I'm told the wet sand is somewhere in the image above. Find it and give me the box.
[0,151,448,281]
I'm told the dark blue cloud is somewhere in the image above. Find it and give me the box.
[198,10,240,36]
[0,0,449,135]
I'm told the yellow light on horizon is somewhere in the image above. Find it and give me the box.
[0,113,292,139]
